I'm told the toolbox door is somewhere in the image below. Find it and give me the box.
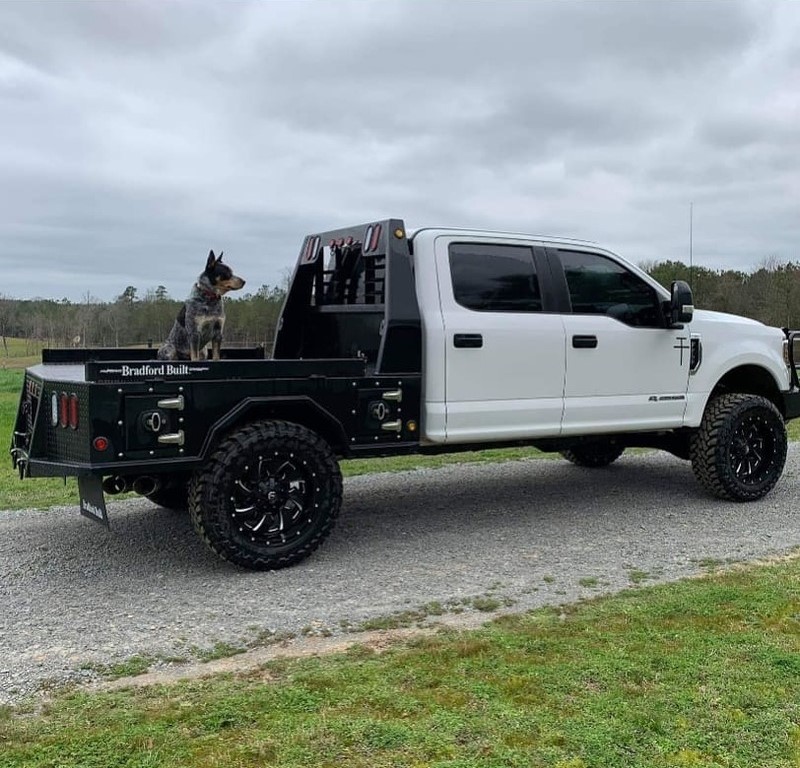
[124,393,186,457]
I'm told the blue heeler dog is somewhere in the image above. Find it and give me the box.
[157,250,246,361]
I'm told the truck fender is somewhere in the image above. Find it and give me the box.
[198,397,349,460]
[685,362,785,427]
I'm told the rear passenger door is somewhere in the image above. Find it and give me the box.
[435,237,566,443]
[549,246,691,434]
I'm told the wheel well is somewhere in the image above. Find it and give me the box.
[710,365,781,410]
[208,400,349,457]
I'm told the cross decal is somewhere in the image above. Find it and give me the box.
[673,336,690,366]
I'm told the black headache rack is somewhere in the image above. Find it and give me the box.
[273,218,422,375]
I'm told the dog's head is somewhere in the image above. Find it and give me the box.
[203,250,246,294]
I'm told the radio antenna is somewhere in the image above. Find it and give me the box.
[689,202,694,289]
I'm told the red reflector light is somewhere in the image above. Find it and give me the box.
[58,392,69,428]
[68,393,79,430]
[93,436,109,452]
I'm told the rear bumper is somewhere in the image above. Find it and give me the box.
[18,456,202,479]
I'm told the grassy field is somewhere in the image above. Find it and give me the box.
[0,336,45,370]
[1,555,799,767]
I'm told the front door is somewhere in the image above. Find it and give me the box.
[552,247,691,434]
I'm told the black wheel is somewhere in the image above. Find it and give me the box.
[146,474,190,511]
[188,420,342,570]
[690,393,787,501]
[561,440,625,468]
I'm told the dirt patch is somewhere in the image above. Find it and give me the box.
[93,611,493,694]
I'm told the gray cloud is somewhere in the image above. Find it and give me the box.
[0,0,798,301]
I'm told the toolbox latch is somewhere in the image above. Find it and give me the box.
[157,396,185,411]
[157,430,185,446]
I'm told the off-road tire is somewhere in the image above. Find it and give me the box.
[146,474,190,511]
[561,441,625,468]
[188,420,342,570]
[690,393,787,501]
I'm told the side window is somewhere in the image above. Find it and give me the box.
[558,249,662,328]
[449,243,542,312]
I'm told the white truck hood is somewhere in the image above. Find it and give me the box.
[690,309,765,328]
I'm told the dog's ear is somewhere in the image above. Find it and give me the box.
[206,250,216,270]
[217,251,224,262]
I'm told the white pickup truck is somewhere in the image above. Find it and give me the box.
[12,218,800,569]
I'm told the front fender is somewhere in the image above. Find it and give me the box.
[685,340,789,427]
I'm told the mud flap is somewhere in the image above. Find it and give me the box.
[78,475,109,527]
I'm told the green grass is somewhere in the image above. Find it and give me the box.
[2,555,800,767]
[0,336,45,370]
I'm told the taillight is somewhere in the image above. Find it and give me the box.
[68,393,79,430]
[58,393,69,428]
[55,392,80,429]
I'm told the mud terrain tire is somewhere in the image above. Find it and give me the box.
[690,393,787,501]
[189,420,342,570]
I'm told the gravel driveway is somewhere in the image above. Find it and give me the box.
[2,449,800,705]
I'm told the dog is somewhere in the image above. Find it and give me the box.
[157,250,245,361]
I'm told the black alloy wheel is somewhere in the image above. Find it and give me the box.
[231,454,317,546]
[729,411,779,487]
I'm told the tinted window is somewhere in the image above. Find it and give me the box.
[449,243,542,312]
[558,250,662,327]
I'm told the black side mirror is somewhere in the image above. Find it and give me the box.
[668,280,694,327]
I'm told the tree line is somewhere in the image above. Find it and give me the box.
[0,283,286,355]
[2,258,800,355]
[643,257,800,329]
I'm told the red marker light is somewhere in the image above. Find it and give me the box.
[93,436,109,452]
[68,393,79,430]
[58,393,69,428]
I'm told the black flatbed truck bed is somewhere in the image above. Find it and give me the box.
[15,349,422,476]
[11,220,428,569]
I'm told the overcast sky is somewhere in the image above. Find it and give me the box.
[1,0,798,302]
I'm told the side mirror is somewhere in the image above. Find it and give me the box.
[668,280,694,327]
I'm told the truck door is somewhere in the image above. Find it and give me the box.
[434,237,566,443]
[550,247,691,434]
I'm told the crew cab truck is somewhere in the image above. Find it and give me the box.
[11,219,800,569]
